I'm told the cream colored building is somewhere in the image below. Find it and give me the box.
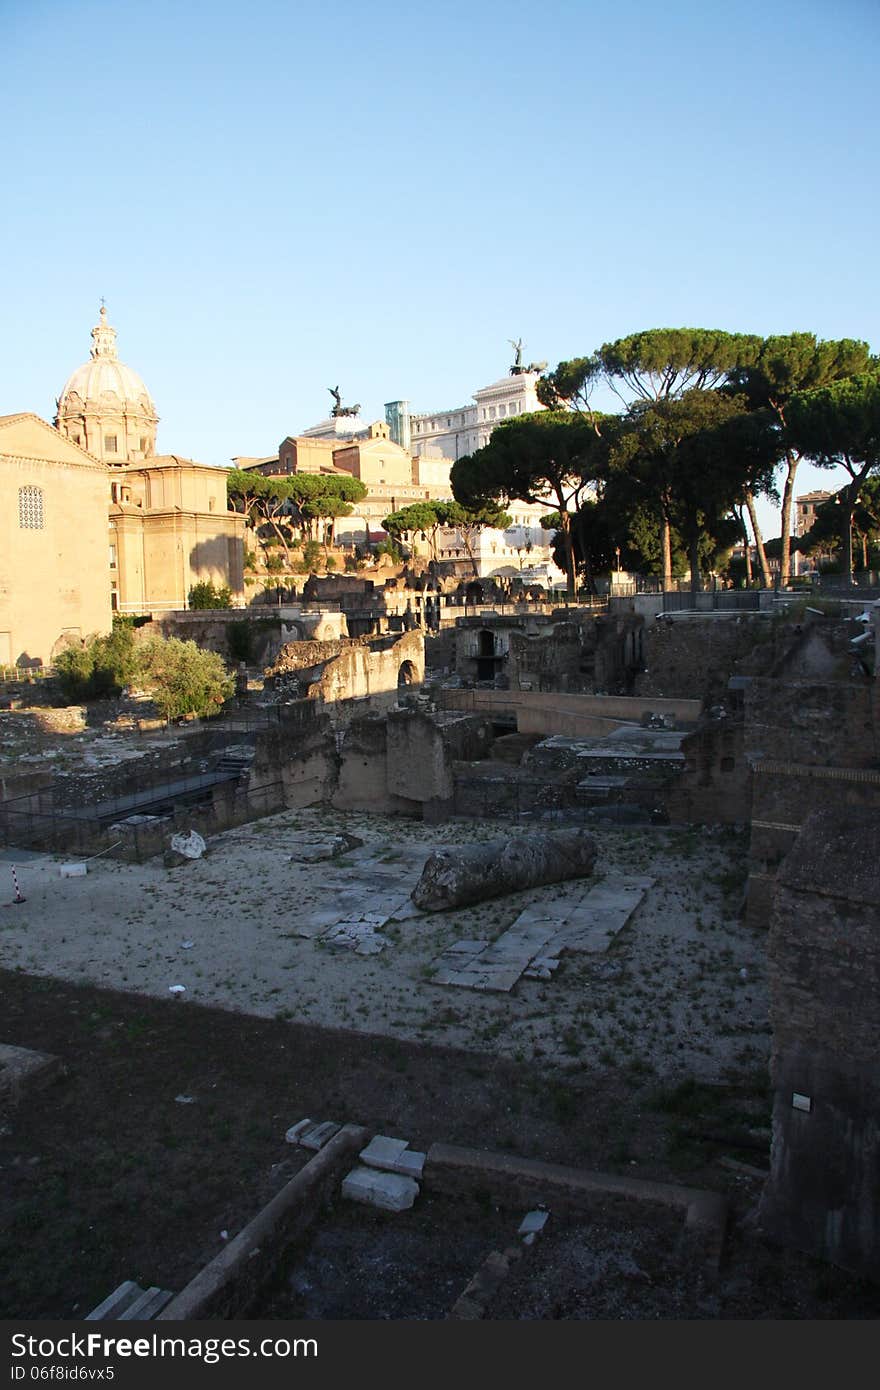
[110,456,245,613]
[56,306,245,614]
[237,416,561,573]
[385,356,546,462]
[0,414,112,667]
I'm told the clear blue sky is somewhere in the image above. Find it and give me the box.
[3,0,878,536]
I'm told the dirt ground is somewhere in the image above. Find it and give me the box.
[1,807,878,1320]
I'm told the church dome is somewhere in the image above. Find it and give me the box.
[55,305,159,464]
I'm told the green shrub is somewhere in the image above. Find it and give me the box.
[188,580,233,609]
[54,642,98,700]
[137,636,234,720]
[54,624,139,701]
[264,554,286,574]
[325,556,337,571]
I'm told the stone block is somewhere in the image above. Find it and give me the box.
[394,1148,426,1179]
[0,1044,65,1101]
[284,1117,313,1144]
[341,1165,419,1211]
[359,1135,408,1167]
[299,1120,341,1151]
[518,1209,549,1237]
[359,1135,427,1178]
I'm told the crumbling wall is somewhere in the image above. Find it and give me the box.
[504,615,645,695]
[267,637,363,676]
[744,673,879,926]
[635,615,780,705]
[666,718,750,825]
[507,623,585,691]
[150,612,284,665]
[759,808,880,1279]
[332,717,414,815]
[745,678,876,769]
[253,703,337,808]
[311,630,424,715]
[386,710,492,807]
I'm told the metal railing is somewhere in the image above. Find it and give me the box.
[0,778,285,863]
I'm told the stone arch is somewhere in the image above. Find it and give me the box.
[398,659,418,689]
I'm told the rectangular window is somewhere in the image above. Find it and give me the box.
[18,486,44,529]
[139,437,148,453]
[104,434,118,453]
[499,404,506,416]
[109,544,117,568]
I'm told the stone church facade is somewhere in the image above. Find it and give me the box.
[0,413,112,667]
[0,306,245,664]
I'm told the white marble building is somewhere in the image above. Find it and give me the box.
[385,358,545,462]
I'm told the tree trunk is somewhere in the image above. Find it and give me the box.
[557,511,576,597]
[689,527,701,598]
[841,464,872,586]
[778,453,799,586]
[737,508,753,585]
[744,491,772,588]
[660,510,673,592]
[266,517,291,562]
[460,529,480,578]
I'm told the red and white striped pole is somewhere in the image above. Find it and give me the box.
[11,865,25,904]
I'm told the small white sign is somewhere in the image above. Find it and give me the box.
[792,1093,812,1112]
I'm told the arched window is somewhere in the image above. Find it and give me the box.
[18,486,44,529]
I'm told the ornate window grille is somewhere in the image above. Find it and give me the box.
[18,486,44,530]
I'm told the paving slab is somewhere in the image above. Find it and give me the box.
[433,966,488,987]
[117,1286,175,1320]
[321,922,390,955]
[443,939,490,956]
[385,898,424,921]
[85,1281,142,1321]
[341,1165,419,1211]
[430,874,655,992]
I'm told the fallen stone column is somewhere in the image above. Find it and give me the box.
[412,828,598,912]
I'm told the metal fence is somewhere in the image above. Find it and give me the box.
[655,589,762,612]
[452,776,667,826]
[0,778,285,863]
